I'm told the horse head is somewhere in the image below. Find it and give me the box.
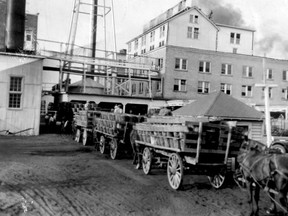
[237,139,267,164]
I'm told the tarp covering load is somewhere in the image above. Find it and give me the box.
[172,92,263,121]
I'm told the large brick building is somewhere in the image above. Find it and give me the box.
[126,0,288,118]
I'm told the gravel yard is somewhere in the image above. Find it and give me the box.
[0,134,273,216]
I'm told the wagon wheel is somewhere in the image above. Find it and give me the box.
[75,128,81,143]
[99,135,107,154]
[110,138,119,160]
[82,129,88,146]
[142,147,152,175]
[167,153,184,190]
[207,168,227,189]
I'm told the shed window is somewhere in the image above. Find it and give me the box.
[9,77,23,108]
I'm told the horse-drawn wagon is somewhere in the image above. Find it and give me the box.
[74,109,146,159]
[133,116,246,190]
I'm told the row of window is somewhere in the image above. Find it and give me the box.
[9,77,23,109]
[131,81,161,95]
[175,58,288,80]
[128,25,166,52]
[173,79,288,99]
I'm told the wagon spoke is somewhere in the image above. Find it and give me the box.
[167,153,183,190]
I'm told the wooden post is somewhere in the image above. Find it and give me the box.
[195,122,203,164]
[224,126,232,164]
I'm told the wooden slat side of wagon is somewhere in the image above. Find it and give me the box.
[74,110,101,146]
[92,111,147,160]
[133,116,243,190]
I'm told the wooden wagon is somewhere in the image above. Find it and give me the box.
[75,109,146,159]
[74,110,97,145]
[133,116,245,190]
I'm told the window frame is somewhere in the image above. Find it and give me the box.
[282,88,288,100]
[199,61,211,73]
[283,70,288,81]
[173,79,187,92]
[241,85,253,97]
[198,81,210,94]
[242,66,253,78]
[266,68,273,80]
[175,58,188,71]
[220,83,232,95]
[8,76,23,109]
[221,63,232,75]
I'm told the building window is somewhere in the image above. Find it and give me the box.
[9,77,23,109]
[159,41,165,47]
[157,58,163,69]
[149,45,154,51]
[160,25,165,38]
[141,36,146,46]
[156,81,161,92]
[187,26,193,38]
[230,32,241,44]
[266,69,273,80]
[132,83,136,95]
[189,14,198,23]
[134,39,138,50]
[262,87,272,98]
[198,81,210,94]
[220,83,232,95]
[141,49,146,54]
[139,82,144,94]
[193,28,199,39]
[233,48,237,54]
[150,31,155,42]
[283,70,288,81]
[128,43,131,52]
[282,88,288,100]
[221,63,232,75]
[175,58,187,70]
[199,61,211,73]
[174,79,186,92]
[26,30,32,41]
[243,66,253,77]
[241,85,253,97]
[187,27,199,39]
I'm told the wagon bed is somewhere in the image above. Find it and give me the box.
[133,116,243,189]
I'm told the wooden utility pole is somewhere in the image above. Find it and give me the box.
[255,55,277,147]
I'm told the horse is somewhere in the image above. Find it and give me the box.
[237,139,288,216]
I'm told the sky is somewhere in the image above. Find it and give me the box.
[26,0,288,60]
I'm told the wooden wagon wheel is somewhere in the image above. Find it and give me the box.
[167,153,184,190]
[82,129,88,146]
[142,147,152,175]
[207,168,226,189]
[110,138,118,160]
[75,128,81,143]
[99,135,107,154]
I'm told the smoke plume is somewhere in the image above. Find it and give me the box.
[197,0,245,27]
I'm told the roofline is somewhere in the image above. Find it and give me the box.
[0,52,45,59]
[127,6,219,44]
[216,23,256,32]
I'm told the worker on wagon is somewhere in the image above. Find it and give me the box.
[114,105,123,114]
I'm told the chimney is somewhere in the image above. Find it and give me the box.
[5,0,26,52]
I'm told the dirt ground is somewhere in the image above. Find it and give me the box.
[0,133,275,216]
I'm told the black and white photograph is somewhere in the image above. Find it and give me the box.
[1,0,288,215]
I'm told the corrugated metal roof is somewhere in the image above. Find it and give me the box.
[172,91,263,120]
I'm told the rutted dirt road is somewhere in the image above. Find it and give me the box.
[0,134,272,216]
